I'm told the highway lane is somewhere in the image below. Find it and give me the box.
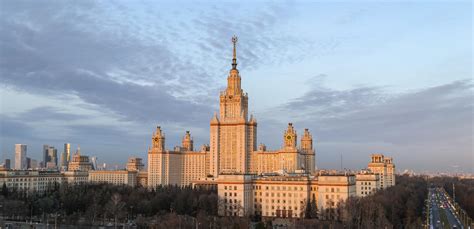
[429,188,463,229]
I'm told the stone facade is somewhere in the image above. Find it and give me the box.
[212,172,356,217]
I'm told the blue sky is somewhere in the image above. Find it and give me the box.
[0,0,472,173]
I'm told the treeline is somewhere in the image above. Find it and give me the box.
[0,183,220,227]
[430,176,474,218]
[1,175,431,228]
[341,175,428,228]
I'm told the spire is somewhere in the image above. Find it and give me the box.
[231,35,238,69]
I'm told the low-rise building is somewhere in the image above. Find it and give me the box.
[88,170,138,187]
[355,170,380,197]
[63,171,89,184]
[0,170,64,192]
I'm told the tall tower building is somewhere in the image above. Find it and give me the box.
[14,144,27,170]
[148,126,168,187]
[210,36,257,176]
[147,37,317,188]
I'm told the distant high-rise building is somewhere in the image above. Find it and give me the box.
[26,157,31,169]
[30,159,38,170]
[15,144,27,170]
[4,159,11,169]
[43,145,58,168]
[90,156,98,170]
[60,152,67,168]
[64,143,71,163]
[43,145,49,168]
[48,147,58,168]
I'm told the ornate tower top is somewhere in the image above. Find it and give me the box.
[182,130,193,151]
[152,126,165,152]
[283,123,297,148]
[232,35,238,69]
[301,128,313,151]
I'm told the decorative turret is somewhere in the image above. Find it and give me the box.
[210,112,219,124]
[283,123,297,148]
[182,130,194,151]
[301,128,313,151]
[152,126,165,152]
[249,114,257,124]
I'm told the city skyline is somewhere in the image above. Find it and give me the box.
[0,1,472,174]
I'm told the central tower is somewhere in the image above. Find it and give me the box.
[209,36,257,176]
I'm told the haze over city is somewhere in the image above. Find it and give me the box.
[1,1,472,174]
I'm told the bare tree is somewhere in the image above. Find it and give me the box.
[106,193,125,229]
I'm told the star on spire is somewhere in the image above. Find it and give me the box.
[231,35,238,69]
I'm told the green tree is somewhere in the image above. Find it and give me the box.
[1,182,8,197]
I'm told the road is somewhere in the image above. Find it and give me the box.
[429,188,463,229]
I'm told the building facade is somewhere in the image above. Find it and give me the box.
[144,37,395,218]
[355,170,380,197]
[207,172,356,217]
[0,170,64,192]
[89,170,138,187]
[148,37,315,189]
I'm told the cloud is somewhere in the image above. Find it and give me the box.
[268,79,473,172]
[0,1,311,125]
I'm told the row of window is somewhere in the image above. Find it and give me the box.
[6,177,61,182]
[254,192,304,198]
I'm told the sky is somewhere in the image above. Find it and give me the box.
[0,0,472,173]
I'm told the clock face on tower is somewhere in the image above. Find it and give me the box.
[153,137,159,143]
[286,135,292,140]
